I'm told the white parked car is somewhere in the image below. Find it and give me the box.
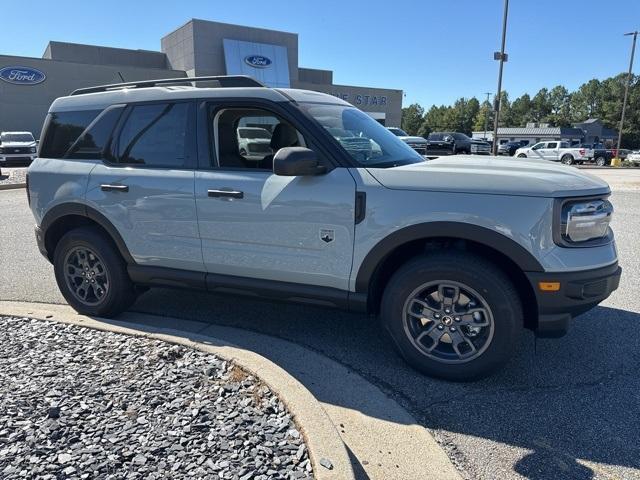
[626,151,640,165]
[514,141,590,165]
[0,131,38,166]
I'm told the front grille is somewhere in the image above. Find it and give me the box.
[247,143,271,153]
[407,144,427,154]
[1,146,31,154]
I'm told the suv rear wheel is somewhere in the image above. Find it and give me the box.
[53,226,137,317]
[381,252,523,380]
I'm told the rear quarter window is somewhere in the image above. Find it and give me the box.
[40,110,101,158]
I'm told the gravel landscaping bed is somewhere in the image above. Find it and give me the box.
[0,316,313,479]
[0,168,27,186]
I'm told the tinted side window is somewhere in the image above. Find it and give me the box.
[40,110,101,158]
[117,102,194,168]
[547,142,558,149]
[66,107,124,160]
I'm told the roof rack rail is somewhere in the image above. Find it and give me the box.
[70,75,265,96]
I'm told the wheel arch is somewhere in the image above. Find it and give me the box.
[356,222,543,329]
[40,203,135,265]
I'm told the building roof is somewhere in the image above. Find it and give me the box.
[491,127,584,136]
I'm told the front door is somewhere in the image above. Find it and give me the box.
[194,103,356,290]
[86,101,203,272]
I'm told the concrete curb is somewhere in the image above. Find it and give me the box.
[0,301,355,480]
[0,182,26,190]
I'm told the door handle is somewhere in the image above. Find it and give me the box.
[208,189,244,199]
[100,184,129,192]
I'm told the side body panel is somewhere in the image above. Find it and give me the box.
[348,168,618,292]
[27,157,97,225]
[85,164,204,272]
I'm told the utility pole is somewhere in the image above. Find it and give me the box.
[492,0,510,155]
[616,31,638,157]
[483,92,492,140]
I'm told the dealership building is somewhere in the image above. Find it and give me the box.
[0,19,403,138]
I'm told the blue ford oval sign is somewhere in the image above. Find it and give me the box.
[0,66,46,85]
[244,55,272,68]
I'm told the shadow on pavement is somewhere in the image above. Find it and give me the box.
[125,289,639,479]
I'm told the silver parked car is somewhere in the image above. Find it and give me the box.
[27,76,620,380]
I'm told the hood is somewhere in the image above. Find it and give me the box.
[400,136,428,143]
[366,155,611,198]
[0,141,36,147]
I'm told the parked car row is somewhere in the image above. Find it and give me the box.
[387,128,491,156]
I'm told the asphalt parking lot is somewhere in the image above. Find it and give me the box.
[1,169,639,480]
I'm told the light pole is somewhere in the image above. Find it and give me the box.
[492,0,510,155]
[616,31,638,157]
[483,92,492,140]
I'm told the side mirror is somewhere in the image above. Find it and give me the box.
[273,147,326,176]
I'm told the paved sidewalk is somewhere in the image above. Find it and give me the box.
[0,301,461,480]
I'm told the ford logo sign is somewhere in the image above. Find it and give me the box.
[0,66,46,85]
[244,55,272,68]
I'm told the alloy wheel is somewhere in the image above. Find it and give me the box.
[402,280,495,364]
[63,247,110,306]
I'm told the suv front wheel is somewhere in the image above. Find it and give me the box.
[53,226,137,317]
[381,252,523,380]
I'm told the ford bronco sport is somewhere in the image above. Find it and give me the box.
[27,76,621,380]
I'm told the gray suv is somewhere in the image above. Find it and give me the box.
[27,76,621,380]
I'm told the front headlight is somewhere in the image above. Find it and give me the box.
[556,197,613,246]
[30,147,36,153]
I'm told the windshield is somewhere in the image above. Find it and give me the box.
[388,128,408,136]
[299,103,424,168]
[1,133,34,143]
[238,128,270,139]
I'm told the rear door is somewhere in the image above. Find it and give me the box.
[85,100,203,272]
[542,141,559,161]
[193,100,357,290]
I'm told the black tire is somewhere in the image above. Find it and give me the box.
[595,156,607,167]
[561,154,574,165]
[517,153,526,158]
[380,252,523,381]
[53,226,136,317]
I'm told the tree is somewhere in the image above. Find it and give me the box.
[570,79,601,121]
[473,99,494,134]
[510,93,532,127]
[531,88,552,123]
[400,103,424,135]
[548,85,571,126]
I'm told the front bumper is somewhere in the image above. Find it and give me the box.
[525,262,621,337]
[0,153,36,165]
[35,225,49,260]
[407,144,428,155]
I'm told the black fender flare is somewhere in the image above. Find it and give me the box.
[354,221,544,293]
[40,203,135,264]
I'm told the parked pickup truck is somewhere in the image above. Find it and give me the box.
[579,143,613,167]
[514,141,589,165]
[387,127,428,155]
[427,132,491,156]
[0,131,38,166]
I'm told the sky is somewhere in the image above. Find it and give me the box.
[1,0,639,108]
